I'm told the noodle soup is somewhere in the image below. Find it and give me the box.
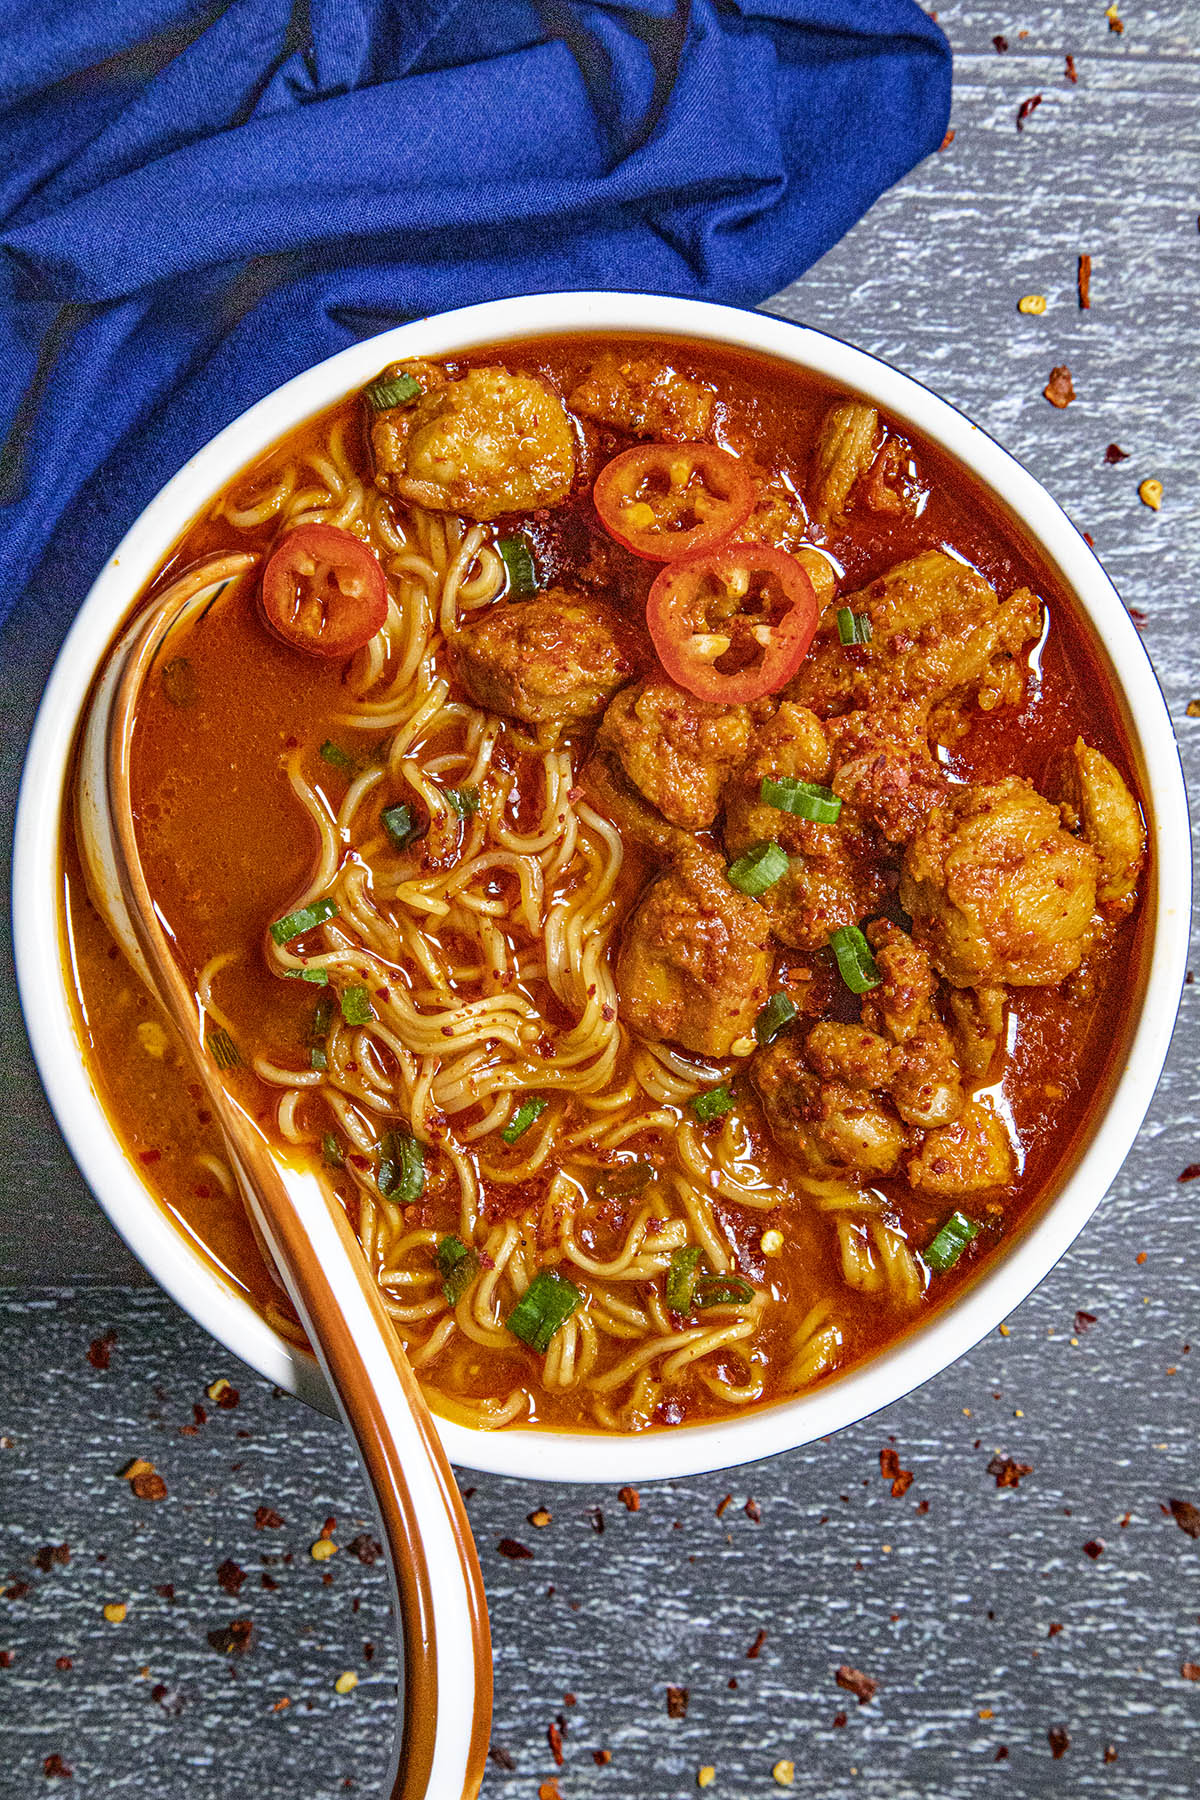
[61,333,1148,1434]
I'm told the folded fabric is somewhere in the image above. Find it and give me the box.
[0,0,950,629]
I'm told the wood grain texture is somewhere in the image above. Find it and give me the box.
[3,2,1200,1794]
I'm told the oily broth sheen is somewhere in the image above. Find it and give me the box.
[62,334,1146,1433]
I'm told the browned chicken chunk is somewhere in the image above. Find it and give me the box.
[724,703,887,949]
[616,844,772,1057]
[449,590,632,733]
[861,921,964,1129]
[371,365,575,519]
[752,1026,908,1179]
[787,552,1041,721]
[1059,738,1146,912]
[567,353,716,440]
[907,1100,1015,1196]
[808,400,881,528]
[597,680,751,832]
[900,778,1099,987]
[826,704,950,844]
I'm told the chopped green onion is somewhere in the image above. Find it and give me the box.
[691,1085,735,1123]
[497,533,539,596]
[436,1235,480,1306]
[444,785,480,819]
[760,775,843,825]
[378,1131,425,1204]
[319,740,357,778]
[828,924,882,994]
[310,1047,328,1072]
[321,1131,344,1170]
[592,1161,655,1201]
[270,897,338,945]
[364,372,423,410]
[693,1274,756,1309]
[836,607,873,646]
[340,985,374,1026]
[501,1096,548,1145]
[924,1209,980,1274]
[665,1246,702,1312]
[381,803,420,851]
[281,967,329,984]
[754,991,798,1047]
[307,994,335,1070]
[726,840,789,897]
[205,1025,242,1071]
[505,1269,581,1353]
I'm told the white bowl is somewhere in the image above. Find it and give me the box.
[13,293,1190,1484]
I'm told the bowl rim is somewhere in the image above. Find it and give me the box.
[12,290,1191,1483]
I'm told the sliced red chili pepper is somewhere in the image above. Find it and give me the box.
[592,443,753,562]
[260,523,388,658]
[645,542,819,705]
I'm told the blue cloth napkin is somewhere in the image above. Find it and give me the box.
[0,0,949,629]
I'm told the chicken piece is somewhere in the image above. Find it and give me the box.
[579,753,690,859]
[945,985,1006,1082]
[616,843,772,1056]
[1060,738,1145,912]
[450,590,632,733]
[596,680,751,832]
[371,365,575,519]
[567,353,716,440]
[860,921,964,1128]
[786,552,1042,720]
[752,1027,907,1179]
[900,778,1099,987]
[907,1101,1015,1196]
[803,1021,896,1090]
[826,704,950,844]
[808,400,881,529]
[724,703,887,950]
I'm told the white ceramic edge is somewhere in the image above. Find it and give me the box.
[13,291,1190,1485]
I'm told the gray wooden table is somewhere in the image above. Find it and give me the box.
[3,4,1200,1794]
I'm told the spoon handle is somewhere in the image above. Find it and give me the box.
[231,1137,492,1799]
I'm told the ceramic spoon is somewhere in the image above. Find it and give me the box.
[77,560,492,1800]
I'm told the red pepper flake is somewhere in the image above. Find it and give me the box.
[715,1494,733,1519]
[993,34,1008,50]
[836,1664,877,1705]
[55,1655,72,1670]
[915,1498,930,1515]
[548,1721,565,1766]
[832,1712,847,1729]
[1104,1745,1119,1763]
[212,1383,239,1411]
[5,1580,31,1600]
[86,1332,117,1370]
[131,1471,168,1502]
[538,1782,562,1800]
[747,1629,768,1659]
[488,1745,516,1772]
[1082,1539,1105,1559]
[32,1545,70,1572]
[589,1508,605,1534]
[0,1650,12,1668]
[254,1506,285,1530]
[1179,1165,1200,1183]
[1169,1498,1200,1539]
[618,1486,640,1513]
[987,1456,1033,1489]
[666,1685,689,1719]
[1065,53,1078,82]
[497,1538,534,1560]
[1103,440,1129,461]
[994,1746,1009,1762]
[1136,1251,1148,1265]
[42,1754,73,1779]
[1048,1725,1070,1758]
[744,1496,762,1522]
[1107,4,1124,33]
[1048,1622,1064,1638]
[346,1533,383,1564]
[1074,1310,1098,1332]
[1016,94,1043,131]
[207,1618,254,1656]
[155,1584,176,1602]
[1182,1662,1200,1682]
[593,1750,612,1766]
[1044,365,1076,408]
[939,128,956,150]
[1078,252,1092,309]
[216,1560,246,1596]
[193,1404,207,1426]
[879,1447,914,1497]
